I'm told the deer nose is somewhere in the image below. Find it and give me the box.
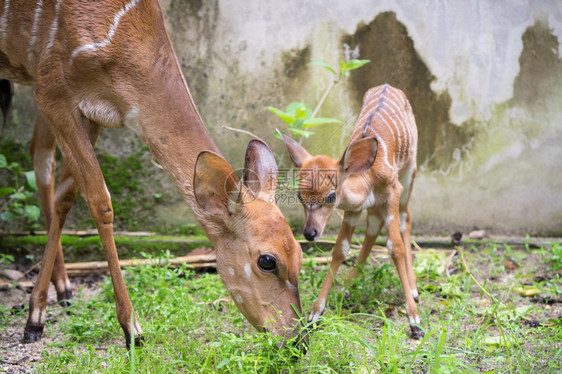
[303,228,317,242]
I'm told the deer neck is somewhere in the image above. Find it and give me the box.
[339,173,375,211]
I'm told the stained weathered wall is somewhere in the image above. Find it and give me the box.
[4,0,562,235]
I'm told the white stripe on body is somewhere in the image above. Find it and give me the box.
[357,86,416,171]
[44,0,61,56]
[28,0,44,65]
[355,86,395,172]
[70,0,142,63]
[0,0,10,49]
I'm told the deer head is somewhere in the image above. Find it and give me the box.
[194,140,303,340]
[281,133,378,241]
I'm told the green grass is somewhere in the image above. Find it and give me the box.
[5,240,562,373]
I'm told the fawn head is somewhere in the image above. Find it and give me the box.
[194,140,303,340]
[281,133,378,241]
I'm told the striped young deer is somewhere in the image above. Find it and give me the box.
[281,84,423,338]
[0,0,304,346]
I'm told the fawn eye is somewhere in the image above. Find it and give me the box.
[258,254,277,272]
[325,192,336,205]
[297,191,303,203]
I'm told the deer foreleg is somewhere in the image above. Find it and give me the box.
[386,185,423,339]
[309,210,360,323]
[47,112,142,347]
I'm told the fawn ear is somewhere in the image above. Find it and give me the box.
[339,137,378,177]
[243,139,278,203]
[278,130,311,168]
[194,151,241,217]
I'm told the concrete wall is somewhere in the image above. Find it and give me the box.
[5,0,562,235]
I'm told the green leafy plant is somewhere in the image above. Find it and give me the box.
[268,59,370,140]
[0,153,41,230]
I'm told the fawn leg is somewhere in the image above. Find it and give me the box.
[309,210,360,323]
[385,184,423,339]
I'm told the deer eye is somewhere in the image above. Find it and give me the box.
[297,191,303,203]
[257,254,277,272]
[325,192,336,205]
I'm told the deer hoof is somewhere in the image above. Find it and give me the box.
[57,289,73,307]
[22,324,44,343]
[410,325,424,340]
[125,334,146,349]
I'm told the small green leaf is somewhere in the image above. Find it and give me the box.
[24,205,41,221]
[265,106,295,125]
[288,128,314,138]
[481,336,520,349]
[302,117,341,128]
[287,102,311,121]
[513,285,540,297]
[0,211,15,221]
[0,187,16,198]
[341,59,370,72]
[25,171,38,191]
[0,154,7,168]
[308,61,338,76]
[9,192,27,200]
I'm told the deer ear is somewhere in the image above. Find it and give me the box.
[243,139,278,203]
[278,130,311,168]
[194,151,240,217]
[339,137,378,177]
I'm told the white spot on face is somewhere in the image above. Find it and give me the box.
[227,267,235,276]
[235,294,243,304]
[244,263,251,279]
[341,238,351,257]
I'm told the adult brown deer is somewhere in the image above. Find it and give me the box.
[0,0,303,346]
[280,84,423,339]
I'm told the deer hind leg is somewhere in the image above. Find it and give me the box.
[399,167,418,301]
[345,208,383,284]
[309,210,360,323]
[386,183,423,339]
[29,108,72,306]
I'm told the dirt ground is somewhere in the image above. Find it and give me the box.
[1,237,561,373]
[0,275,104,373]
